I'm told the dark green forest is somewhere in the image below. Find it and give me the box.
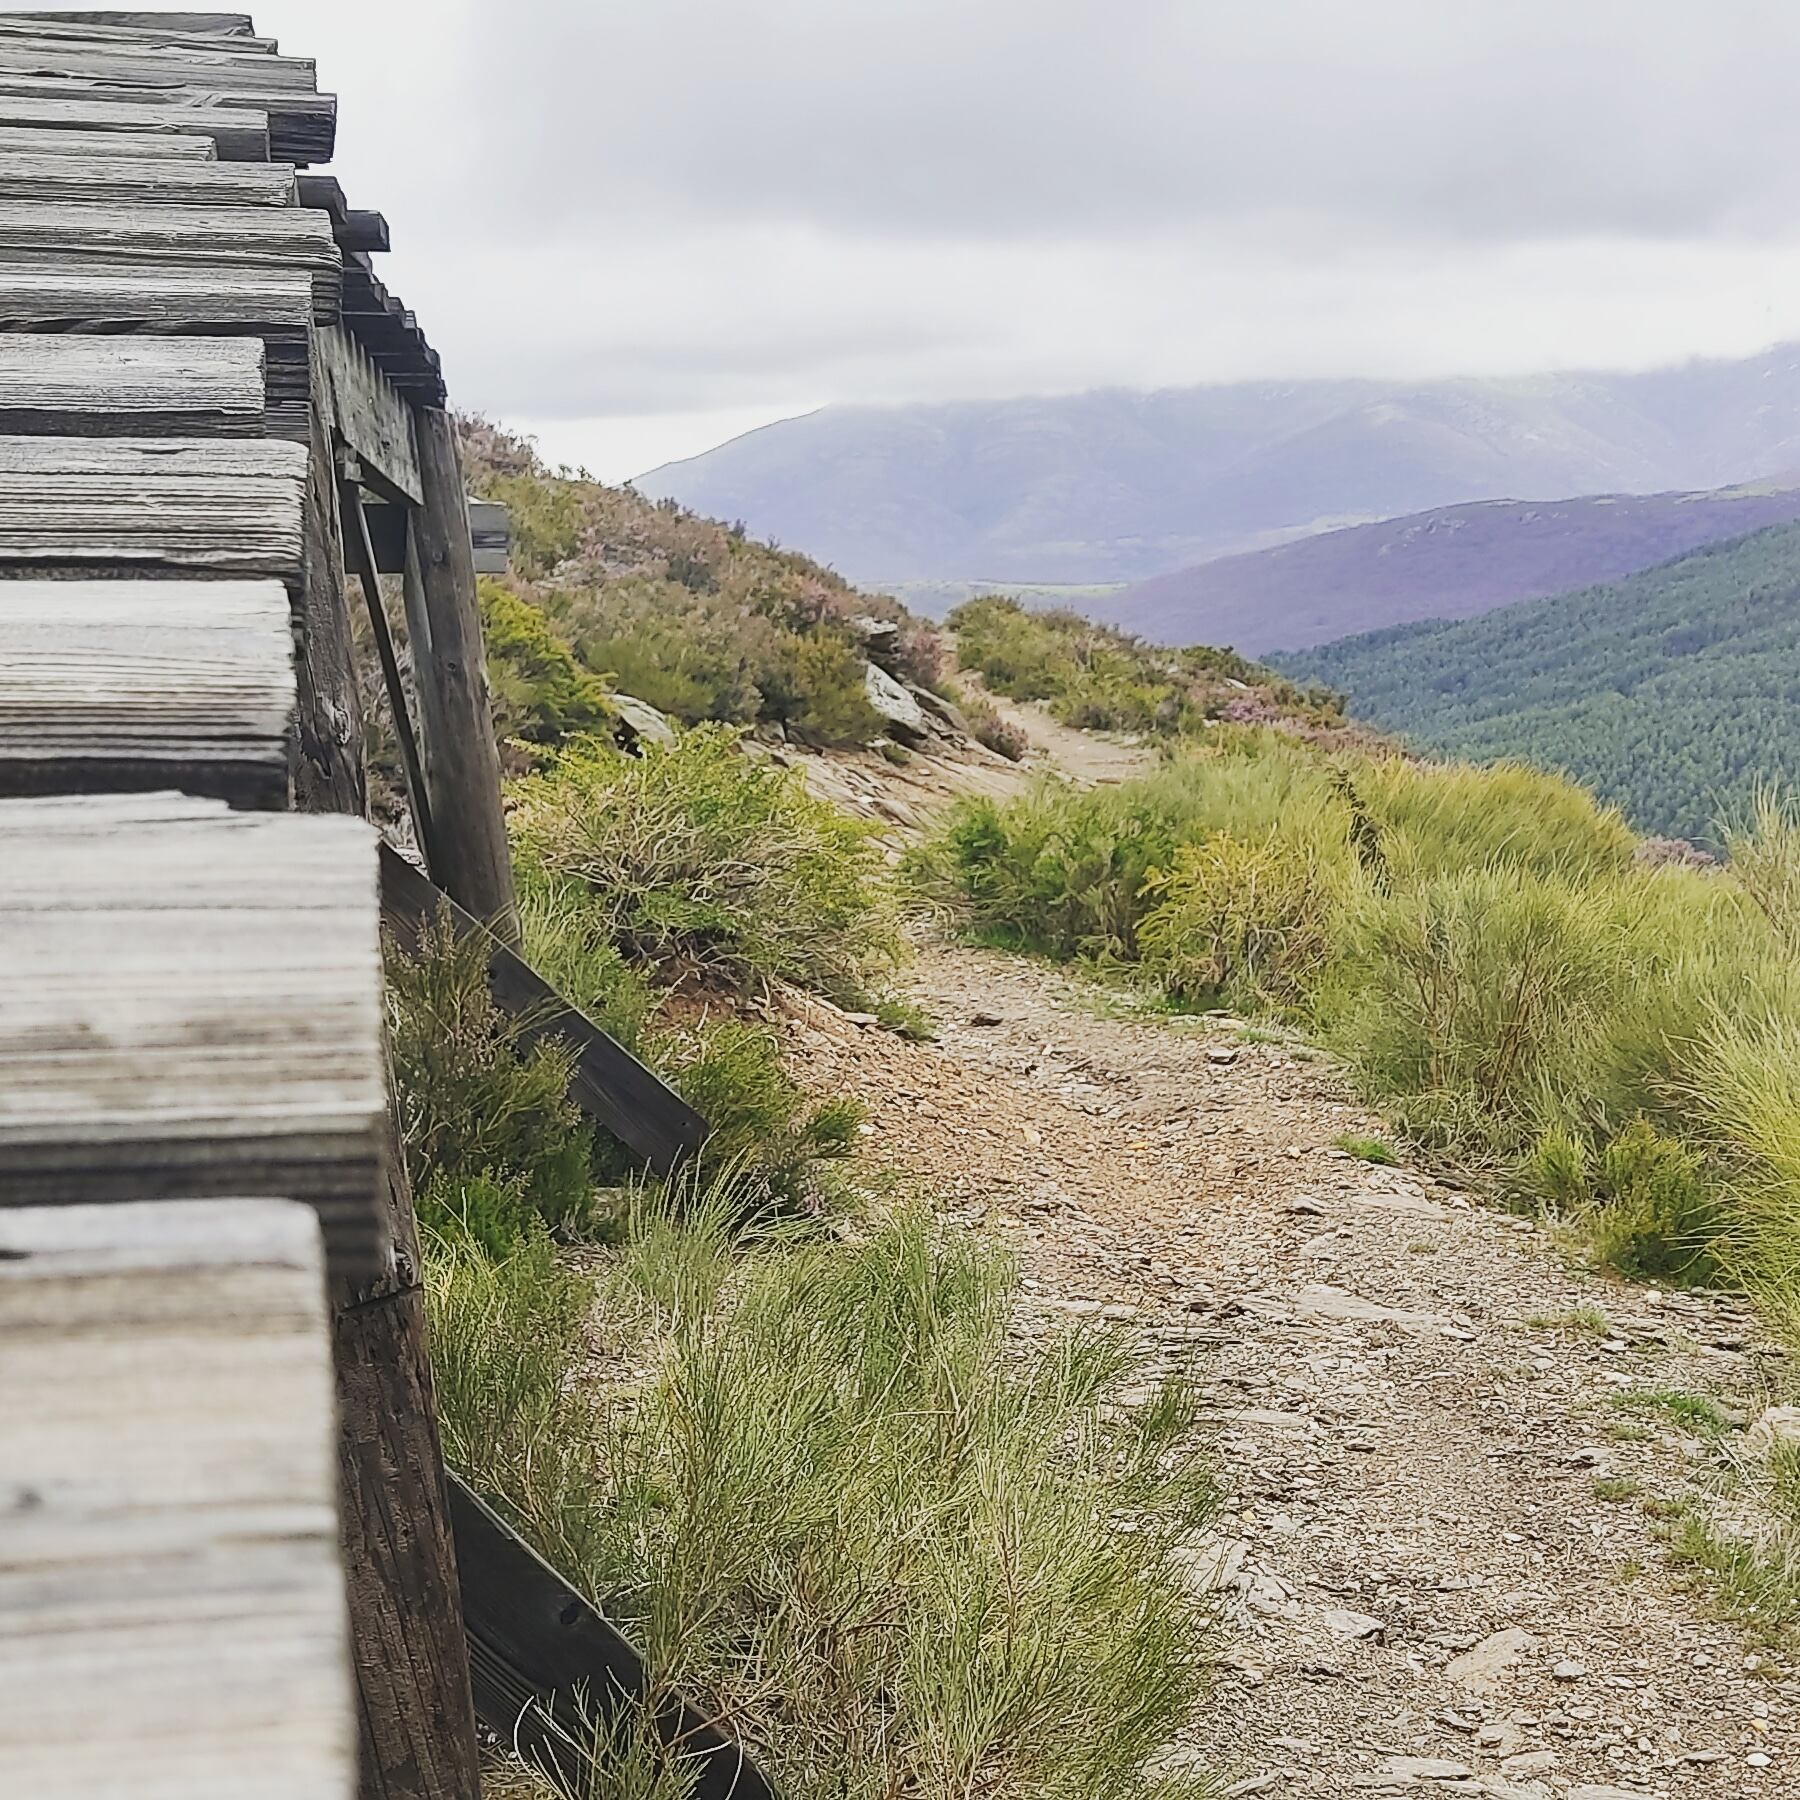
[1276,521,1800,845]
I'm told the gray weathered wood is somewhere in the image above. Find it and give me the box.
[0,333,266,435]
[0,579,292,806]
[0,149,294,206]
[402,409,519,938]
[9,13,264,43]
[0,91,270,158]
[0,35,318,92]
[0,1197,354,1800]
[0,435,307,575]
[0,200,341,316]
[320,323,420,504]
[468,498,509,574]
[0,259,311,436]
[0,119,216,156]
[0,69,332,163]
[0,793,386,1273]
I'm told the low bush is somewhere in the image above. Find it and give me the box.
[427,1200,1218,1800]
[512,726,903,1000]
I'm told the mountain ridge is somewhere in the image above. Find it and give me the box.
[1092,484,1800,655]
[636,345,1800,589]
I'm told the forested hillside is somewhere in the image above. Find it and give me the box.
[1101,485,1800,655]
[1276,522,1800,844]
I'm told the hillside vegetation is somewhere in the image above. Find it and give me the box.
[1276,519,1800,844]
[949,595,1360,743]
[639,345,1800,587]
[1102,485,1800,656]
[459,419,944,753]
[921,732,1800,1304]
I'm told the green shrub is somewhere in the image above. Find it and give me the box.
[1520,1119,1723,1284]
[479,577,617,749]
[429,1200,1218,1800]
[961,691,1030,761]
[511,726,903,999]
[386,916,597,1248]
[1138,831,1347,1010]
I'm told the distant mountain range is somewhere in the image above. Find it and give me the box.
[638,346,1800,589]
[1273,521,1800,846]
[1092,485,1800,656]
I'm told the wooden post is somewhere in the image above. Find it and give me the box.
[402,405,518,940]
[296,382,483,1800]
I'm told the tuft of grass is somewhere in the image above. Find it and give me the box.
[511,725,903,1002]
[427,1198,1220,1800]
[1335,1133,1399,1165]
[1592,1474,1641,1502]
[1608,1387,1736,1437]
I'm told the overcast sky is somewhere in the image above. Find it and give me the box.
[253,0,1800,480]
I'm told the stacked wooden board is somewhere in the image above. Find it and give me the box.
[0,15,376,1797]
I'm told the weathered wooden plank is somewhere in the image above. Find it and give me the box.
[0,119,216,156]
[0,259,309,435]
[379,844,710,1176]
[0,579,292,806]
[0,332,266,434]
[0,200,341,316]
[0,91,270,158]
[321,323,421,504]
[0,793,386,1273]
[0,150,294,206]
[0,435,307,575]
[296,175,391,252]
[0,69,333,163]
[403,409,519,937]
[0,36,318,92]
[450,1477,776,1800]
[0,1197,354,1800]
[11,13,264,41]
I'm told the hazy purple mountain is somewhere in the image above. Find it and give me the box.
[1094,485,1800,655]
[636,346,1800,588]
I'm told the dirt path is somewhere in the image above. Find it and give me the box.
[785,943,1799,1799]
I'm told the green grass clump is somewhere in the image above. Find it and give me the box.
[512,726,903,1001]
[1609,1387,1736,1436]
[386,917,598,1253]
[1335,1133,1399,1165]
[949,594,1342,740]
[427,1200,1219,1800]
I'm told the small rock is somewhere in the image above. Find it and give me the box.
[1323,1607,1387,1640]
[1447,1628,1534,1693]
[967,1011,1004,1027]
[1566,1788,1652,1800]
[1746,1405,1800,1457]
[1500,1751,1558,1775]
[1551,1659,1587,1682]
[1381,1756,1471,1781]
[1746,1752,1772,1769]
[1222,1778,1278,1798]
[1207,1046,1240,1066]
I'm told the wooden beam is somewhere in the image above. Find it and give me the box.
[0,578,292,806]
[342,478,439,869]
[468,498,510,574]
[0,259,313,439]
[0,792,388,1276]
[450,1476,777,1800]
[320,322,422,504]
[0,435,307,577]
[0,35,319,92]
[0,69,333,163]
[0,90,269,157]
[11,12,263,39]
[0,120,217,156]
[0,1197,354,1800]
[401,408,520,938]
[0,200,341,317]
[0,149,294,205]
[0,332,266,435]
[379,844,711,1177]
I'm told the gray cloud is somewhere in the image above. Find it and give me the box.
[253,0,1800,474]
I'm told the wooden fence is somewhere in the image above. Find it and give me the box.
[0,13,753,1798]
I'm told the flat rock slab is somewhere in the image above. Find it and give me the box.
[1446,1626,1536,1693]
[1296,1282,1448,1332]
